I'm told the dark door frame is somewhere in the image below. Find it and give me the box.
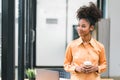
[18,0,37,80]
[25,0,37,69]
[2,0,15,80]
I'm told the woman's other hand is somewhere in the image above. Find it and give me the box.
[75,65,98,73]
[83,65,98,73]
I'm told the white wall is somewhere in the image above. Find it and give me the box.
[108,0,120,77]
[36,0,66,66]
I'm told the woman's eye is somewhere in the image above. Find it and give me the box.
[82,25,86,28]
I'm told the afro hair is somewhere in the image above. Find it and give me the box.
[76,2,102,26]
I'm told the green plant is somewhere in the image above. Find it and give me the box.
[25,68,36,79]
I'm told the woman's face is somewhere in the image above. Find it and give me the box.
[77,18,93,37]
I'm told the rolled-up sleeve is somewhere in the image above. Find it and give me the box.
[64,44,76,73]
[98,46,107,73]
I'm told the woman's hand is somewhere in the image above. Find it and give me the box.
[75,65,98,73]
[83,65,98,73]
[75,66,82,73]
[75,66,89,73]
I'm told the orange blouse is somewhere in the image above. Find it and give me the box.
[64,37,107,80]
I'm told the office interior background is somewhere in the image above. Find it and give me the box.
[0,0,120,80]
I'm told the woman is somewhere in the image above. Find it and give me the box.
[64,2,107,80]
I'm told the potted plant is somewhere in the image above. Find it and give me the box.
[25,68,36,80]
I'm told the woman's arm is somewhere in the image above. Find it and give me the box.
[64,44,76,73]
[98,46,107,73]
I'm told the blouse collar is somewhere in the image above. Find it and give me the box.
[77,37,97,48]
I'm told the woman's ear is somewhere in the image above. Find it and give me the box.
[90,25,94,31]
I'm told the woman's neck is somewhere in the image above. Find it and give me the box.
[81,34,91,43]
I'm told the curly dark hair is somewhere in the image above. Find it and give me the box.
[76,2,102,26]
